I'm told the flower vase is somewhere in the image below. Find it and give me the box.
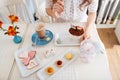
[13,35,22,44]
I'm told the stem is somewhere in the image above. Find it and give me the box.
[12,23,14,27]
[1,27,7,31]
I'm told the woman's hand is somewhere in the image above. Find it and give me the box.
[52,0,64,18]
[80,12,96,42]
[80,28,90,42]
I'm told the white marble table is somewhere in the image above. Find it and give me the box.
[0,23,27,80]
[0,23,112,80]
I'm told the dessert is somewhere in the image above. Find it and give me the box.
[19,51,28,59]
[21,50,36,66]
[56,60,63,67]
[27,60,38,70]
[45,37,51,41]
[69,25,84,36]
[45,67,54,75]
[22,57,31,66]
[45,48,55,57]
[65,53,73,60]
[28,51,36,59]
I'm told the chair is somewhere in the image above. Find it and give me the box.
[0,0,34,23]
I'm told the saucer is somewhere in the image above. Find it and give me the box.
[31,30,53,46]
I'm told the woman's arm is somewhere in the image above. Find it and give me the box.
[85,12,96,32]
[80,0,98,41]
[80,12,96,41]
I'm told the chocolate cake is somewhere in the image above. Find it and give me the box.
[69,25,84,36]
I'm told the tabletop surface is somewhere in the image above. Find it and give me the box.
[0,23,112,80]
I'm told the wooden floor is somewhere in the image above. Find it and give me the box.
[97,28,120,80]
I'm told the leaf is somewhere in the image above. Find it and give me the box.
[14,26,17,30]
[15,25,19,30]
[2,28,7,31]
[16,32,19,33]
[4,32,8,35]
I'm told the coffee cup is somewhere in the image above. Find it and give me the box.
[35,23,46,39]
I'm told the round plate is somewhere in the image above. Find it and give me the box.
[31,30,53,46]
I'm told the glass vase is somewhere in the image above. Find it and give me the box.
[13,35,22,44]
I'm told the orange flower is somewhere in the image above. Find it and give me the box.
[0,21,3,28]
[9,15,18,23]
[7,26,17,36]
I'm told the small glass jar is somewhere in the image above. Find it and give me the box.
[79,39,98,63]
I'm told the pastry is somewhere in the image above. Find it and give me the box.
[22,57,30,66]
[69,25,84,36]
[56,60,63,67]
[45,66,54,75]
[27,60,38,70]
[28,51,36,59]
[65,53,73,60]
[19,51,28,59]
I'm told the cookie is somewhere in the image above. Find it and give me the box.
[45,48,55,57]
[19,51,28,59]
[22,57,30,66]
[27,60,38,70]
[28,51,36,59]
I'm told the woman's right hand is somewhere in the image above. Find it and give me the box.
[52,0,64,18]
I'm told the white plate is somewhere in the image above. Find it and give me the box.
[14,46,44,77]
[37,49,79,80]
[55,32,81,46]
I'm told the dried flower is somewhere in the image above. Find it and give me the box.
[0,21,3,28]
[9,15,19,23]
[0,15,20,36]
[4,26,19,36]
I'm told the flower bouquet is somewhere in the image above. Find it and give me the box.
[0,15,22,44]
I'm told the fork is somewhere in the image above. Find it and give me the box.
[32,35,38,51]
[32,36,46,60]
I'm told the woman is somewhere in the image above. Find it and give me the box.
[45,0,98,41]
